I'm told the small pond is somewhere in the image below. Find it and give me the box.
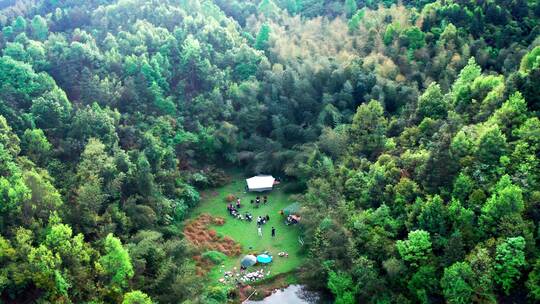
[245,285,325,304]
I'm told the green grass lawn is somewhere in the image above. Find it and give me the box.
[188,175,305,283]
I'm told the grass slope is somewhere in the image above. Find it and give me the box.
[189,176,305,281]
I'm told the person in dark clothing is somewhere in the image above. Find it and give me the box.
[266,214,270,221]
[271,227,276,237]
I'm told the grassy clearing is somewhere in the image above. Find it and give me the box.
[187,175,305,282]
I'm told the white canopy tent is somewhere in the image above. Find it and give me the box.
[246,175,275,192]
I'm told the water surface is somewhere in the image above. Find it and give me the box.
[245,285,321,304]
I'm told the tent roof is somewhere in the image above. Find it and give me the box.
[246,175,275,190]
[241,255,257,267]
[283,202,300,215]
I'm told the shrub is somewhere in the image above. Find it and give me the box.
[202,250,227,264]
[225,194,236,202]
[204,285,229,303]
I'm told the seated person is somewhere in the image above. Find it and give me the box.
[286,215,296,224]
[288,215,299,224]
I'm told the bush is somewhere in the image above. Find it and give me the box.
[174,200,188,220]
[190,167,231,189]
[176,183,200,208]
[202,250,227,264]
[225,194,236,202]
[204,285,229,303]
[205,167,231,187]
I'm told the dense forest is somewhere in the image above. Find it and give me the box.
[0,0,539,303]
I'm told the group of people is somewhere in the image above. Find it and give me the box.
[225,195,277,238]
[256,214,270,226]
[257,225,276,238]
[227,199,255,221]
[226,201,240,216]
[285,214,300,225]
[250,195,268,208]
[256,215,272,237]
[227,204,253,221]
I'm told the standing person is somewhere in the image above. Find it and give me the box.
[258,226,262,237]
[271,227,276,238]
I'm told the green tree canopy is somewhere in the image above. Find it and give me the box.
[396,230,432,267]
[255,23,271,51]
[494,236,526,294]
[99,233,134,288]
[31,15,48,40]
[349,100,387,159]
[441,262,475,304]
[122,290,153,304]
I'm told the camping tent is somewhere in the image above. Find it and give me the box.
[246,175,275,192]
[241,255,257,267]
[283,202,300,216]
[256,254,273,264]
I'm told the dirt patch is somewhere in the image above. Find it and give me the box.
[184,213,242,275]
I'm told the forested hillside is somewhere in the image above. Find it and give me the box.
[0,0,539,303]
